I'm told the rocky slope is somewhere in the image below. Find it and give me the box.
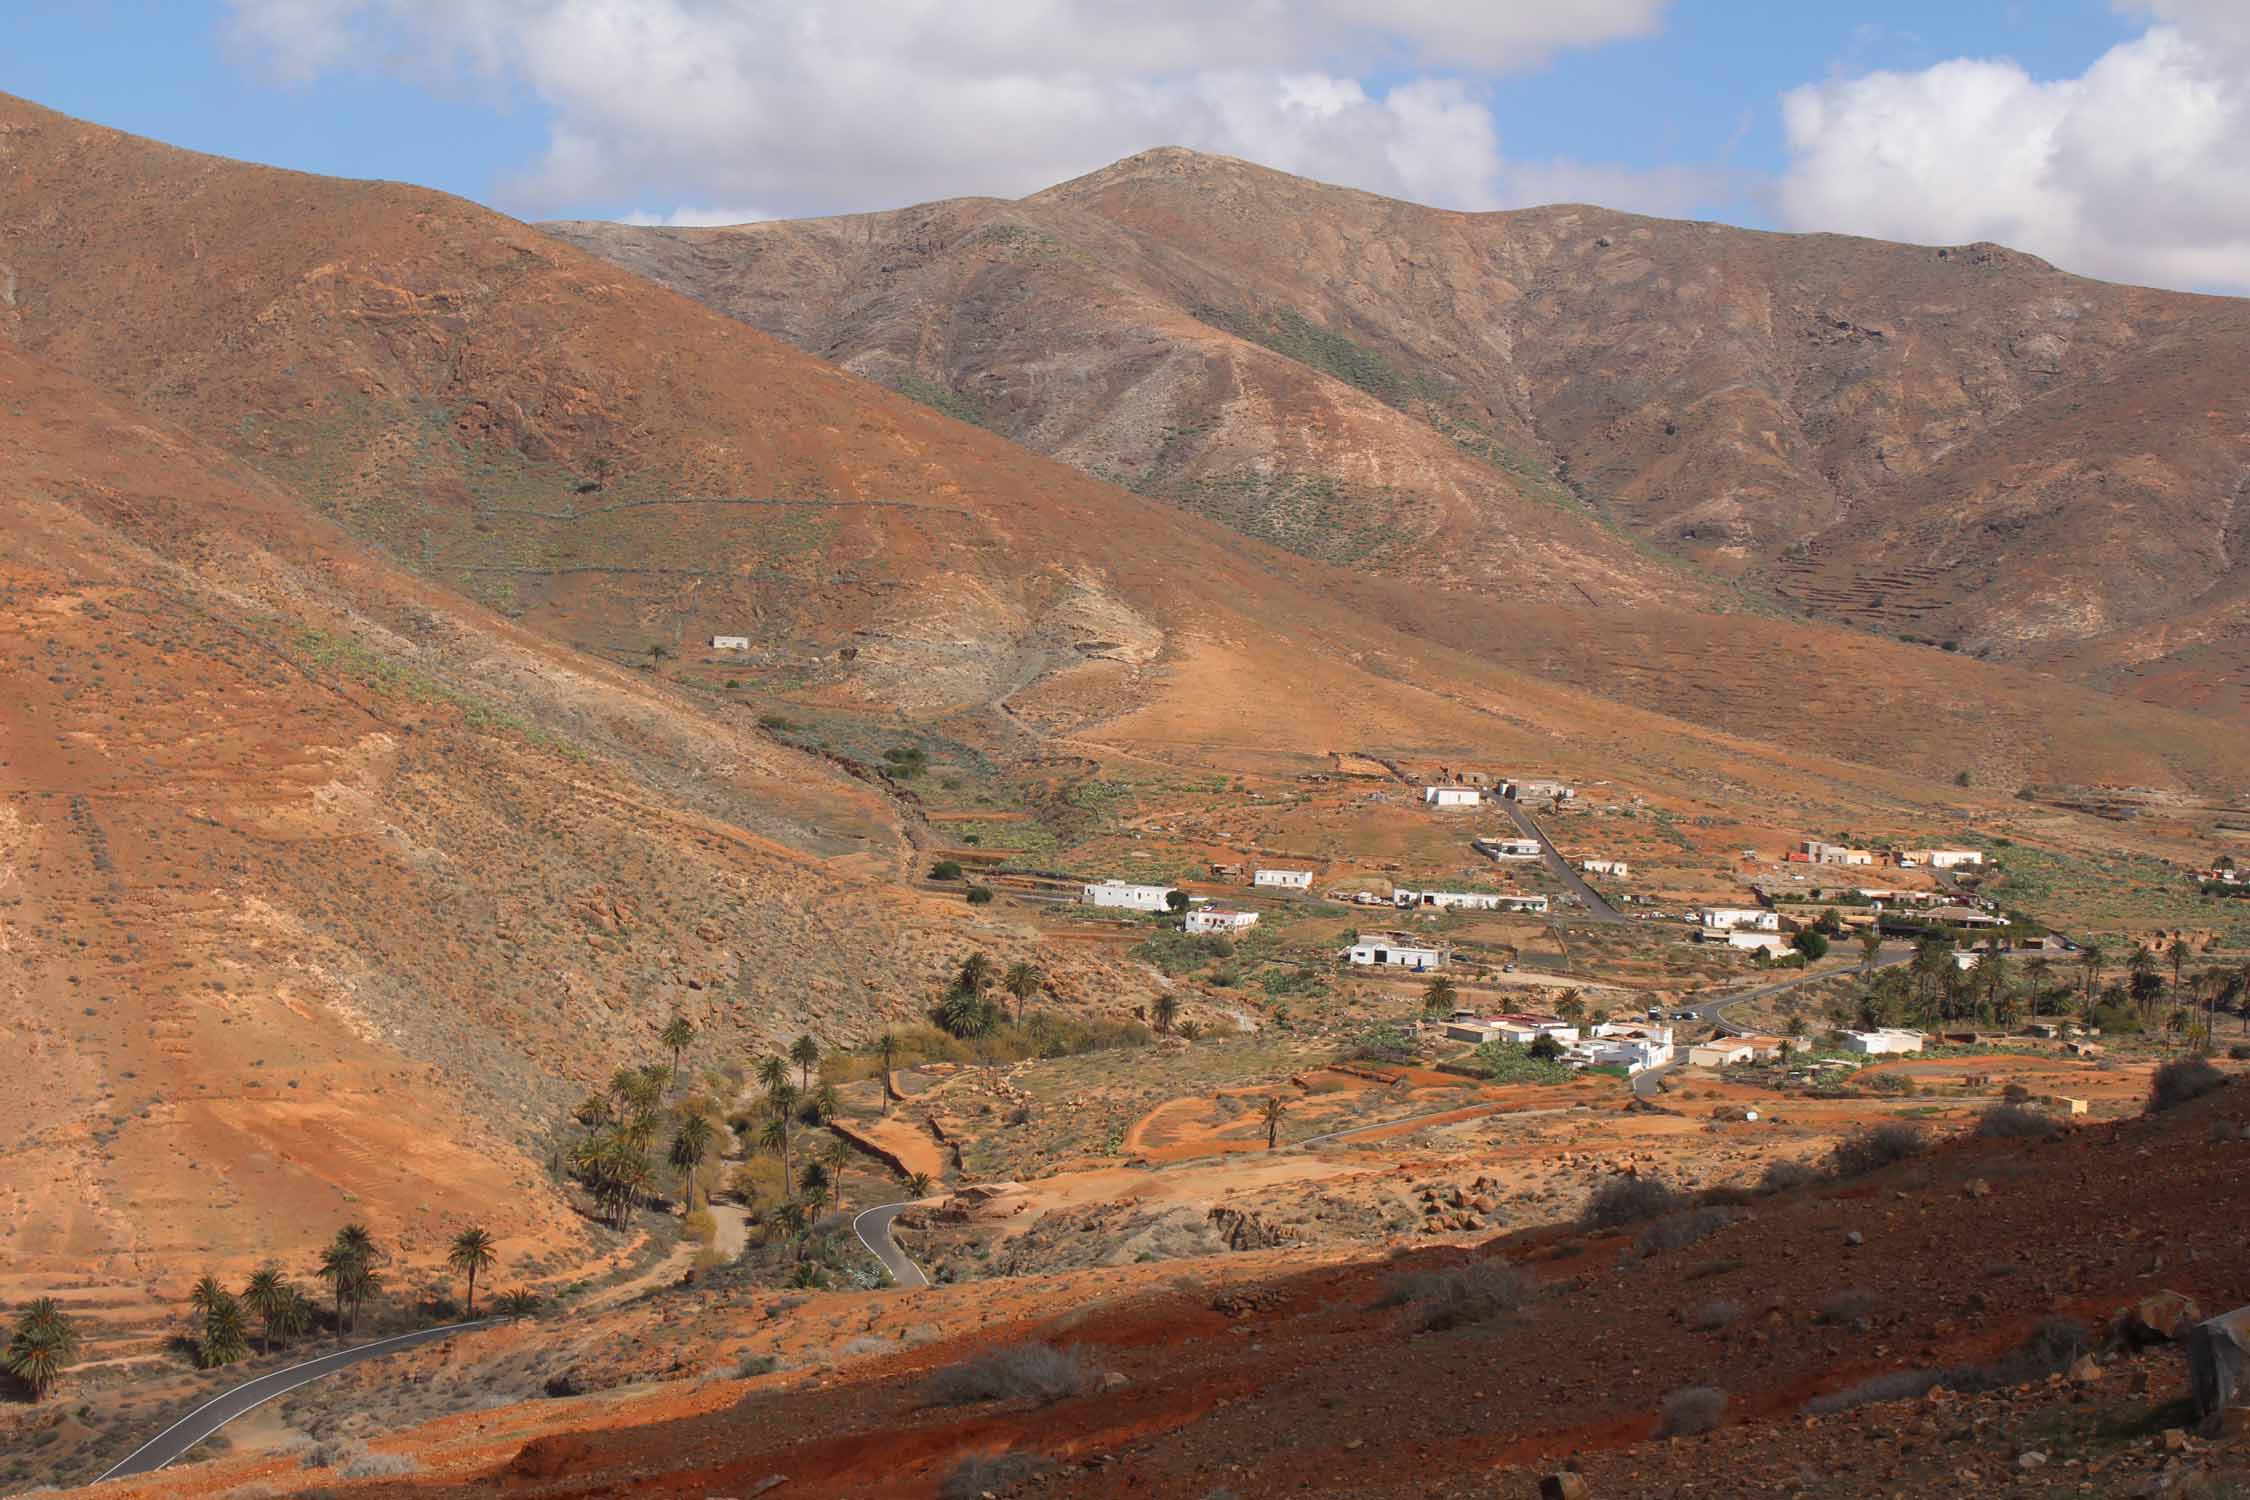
[549,146,2250,713]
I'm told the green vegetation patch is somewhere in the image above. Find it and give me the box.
[892,373,991,429]
[1470,1039,1578,1085]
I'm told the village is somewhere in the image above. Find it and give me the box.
[1040,767,2053,1085]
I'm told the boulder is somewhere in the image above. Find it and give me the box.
[2186,1305,2250,1417]
[2122,1291,2205,1346]
[1539,1473,1592,1500]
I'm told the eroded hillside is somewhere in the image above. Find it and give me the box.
[551,146,2250,715]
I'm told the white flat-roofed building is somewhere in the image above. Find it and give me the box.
[1424,785,1483,809]
[1841,1028,1926,1056]
[1253,868,1314,890]
[1343,931,1447,970]
[1698,907,1779,931]
[1185,906,1260,934]
[710,635,751,650]
[1581,859,1630,878]
[1395,888,1506,911]
[1474,837,1543,860]
[1080,880,1176,913]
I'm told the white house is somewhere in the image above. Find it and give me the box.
[1723,931,1791,957]
[709,635,751,650]
[1185,906,1260,935]
[1503,778,1576,803]
[1698,907,1779,931]
[1800,840,1875,866]
[1424,785,1483,809]
[1496,894,1550,914]
[1394,888,1508,912]
[1580,859,1630,879]
[1253,868,1314,891]
[1951,949,1984,971]
[1474,837,1543,860]
[1343,931,1447,970]
[1487,1013,1581,1046]
[1688,1039,1755,1068]
[1080,880,1177,913]
[1901,848,1984,870]
[1840,1028,1927,1056]
[1566,1035,1671,1073]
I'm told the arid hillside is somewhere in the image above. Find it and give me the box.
[0,335,1172,1295]
[549,146,2250,714]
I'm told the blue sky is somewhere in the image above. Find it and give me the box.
[8,2,2245,291]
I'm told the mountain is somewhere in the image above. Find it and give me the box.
[548,146,2250,718]
[2,89,2246,1300]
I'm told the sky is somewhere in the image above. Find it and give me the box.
[9,1,2250,294]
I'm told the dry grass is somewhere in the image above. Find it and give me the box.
[1377,1259,1536,1332]
[926,1344,1089,1407]
[1657,1385,1726,1437]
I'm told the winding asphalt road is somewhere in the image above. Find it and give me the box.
[1629,944,1918,1097]
[95,1317,502,1483]
[851,1199,932,1288]
[1492,799,1626,924]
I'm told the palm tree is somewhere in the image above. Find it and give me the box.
[760,1114,793,1185]
[1421,974,1459,1016]
[2079,941,2105,1008]
[2023,955,2052,1017]
[2168,934,2191,1006]
[496,1288,540,1319]
[789,1034,821,1092]
[189,1273,226,1316]
[274,1288,313,1347]
[661,1016,696,1081]
[936,986,996,1038]
[1152,993,1180,1036]
[646,642,670,666]
[574,1091,617,1129]
[1555,991,1587,1028]
[1858,926,1883,974]
[242,1267,291,1355]
[905,1170,935,1199]
[809,1082,841,1124]
[877,1032,899,1117]
[669,1115,717,1208]
[821,1136,853,1211]
[755,1054,789,1095]
[957,951,998,997]
[317,1244,357,1332]
[6,1299,79,1402]
[447,1228,498,1319]
[201,1291,250,1368]
[1261,1095,1286,1150]
[771,1199,809,1256]
[797,1160,830,1208]
[1003,962,1042,1027]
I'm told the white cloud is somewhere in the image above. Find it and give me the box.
[618,205,768,227]
[221,0,1667,220]
[1779,16,2250,292]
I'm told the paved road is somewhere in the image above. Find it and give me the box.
[1492,799,1626,924]
[96,1318,502,1482]
[1627,945,1917,1098]
[851,1199,932,1288]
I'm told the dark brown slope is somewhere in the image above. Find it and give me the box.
[549,146,2250,704]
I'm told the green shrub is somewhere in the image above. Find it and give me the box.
[965,886,995,905]
[1473,1039,1576,1084]
[930,860,964,881]
[2150,1057,2224,1112]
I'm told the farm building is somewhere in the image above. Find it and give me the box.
[1080,880,1177,913]
[1424,785,1483,809]
[1496,894,1550,914]
[1501,778,1576,802]
[1698,906,1779,931]
[1185,906,1260,935]
[1253,868,1314,890]
[1343,931,1448,970]
[1688,1039,1755,1068]
[1473,836,1543,860]
[1840,1028,1927,1055]
[1799,840,1875,866]
[1901,848,1984,869]
[1580,859,1629,878]
[1710,930,1789,956]
[1393,887,1509,911]
[1923,903,2006,928]
[709,635,751,650]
